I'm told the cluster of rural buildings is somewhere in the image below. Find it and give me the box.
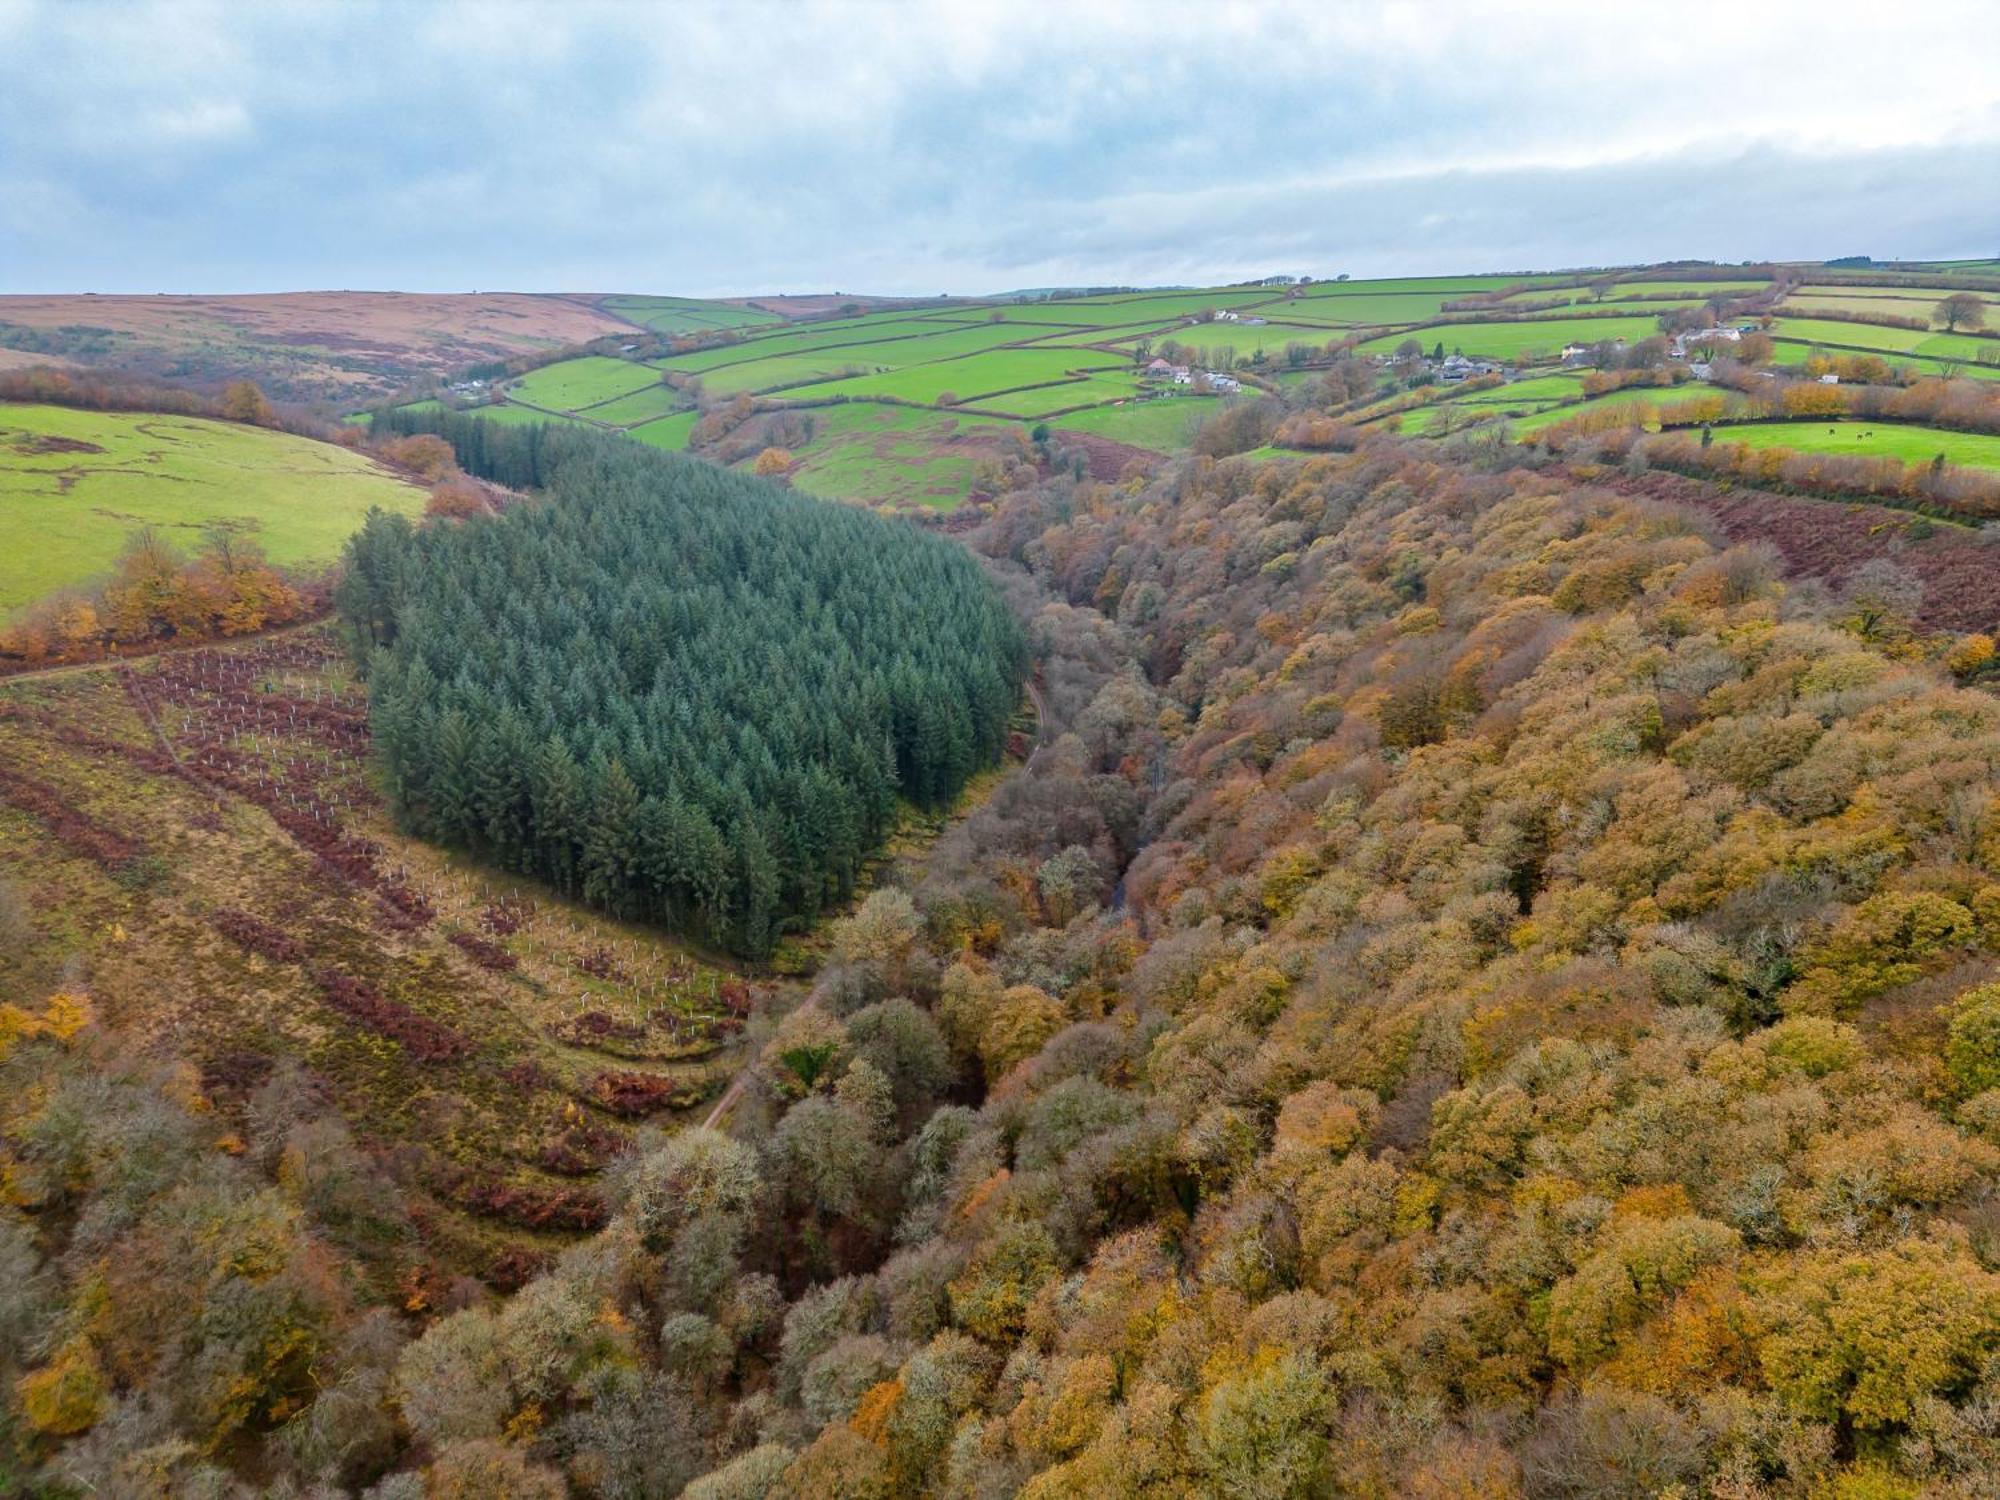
[1142,357,1242,393]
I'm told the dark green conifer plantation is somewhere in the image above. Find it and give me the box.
[341,418,1024,956]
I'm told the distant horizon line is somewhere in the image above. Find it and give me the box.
[3,252,1996,304]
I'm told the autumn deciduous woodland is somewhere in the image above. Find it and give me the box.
[7,408,2000,1498]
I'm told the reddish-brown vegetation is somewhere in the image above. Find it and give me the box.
[586,1069,700,1118]
[447,929,517,971]
[0,764,143,870]
[309,965,473,1063]
[210,907,307,964]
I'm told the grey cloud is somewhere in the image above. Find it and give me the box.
[2,0,1997,294]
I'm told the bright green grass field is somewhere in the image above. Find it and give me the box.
[1357,316,1666,359]
[688,354,886,397]
[1770,317,1937,355]
[1768,317,2000,366]
[780,348,1125,406]
[580,382,689,426]
[1129,322,1344,359]
[507,355,660,411]
[1786,287,1994,320]
[1297,275,1569,300]
[967,374,1151,419]
[1053,397,1215,451]
[689,320,1044,374]
[0,403,423,612]
[626,411,699,451]
[655,315,998,373]
[1700,420,2000,473]
[1449,373,1584,406]
[1234,292,1454,326]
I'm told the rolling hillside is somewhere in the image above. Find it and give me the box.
[0,402,423,612]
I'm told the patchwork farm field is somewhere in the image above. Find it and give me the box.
[626,410,700,449]
[0,627,753,1283]
[1054,395,1215,450]
[507,354,661,410]
[1123,320,1339,359]
[0,402,423,612]
[1357,315,1667,358]
[973,374,1152,417]
[781,347,1125,405]
[1700,420,2000,472]
[380,259,2000,510]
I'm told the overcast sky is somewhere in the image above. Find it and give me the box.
[4,0,1999,297]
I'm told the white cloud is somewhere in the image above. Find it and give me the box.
[1,0,1996,293]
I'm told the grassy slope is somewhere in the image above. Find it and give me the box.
[1054,396,1215,450]
[508,355,661,410]
[0,403,422,612]
[783,404,1016,510]
[1358,315,1668,359]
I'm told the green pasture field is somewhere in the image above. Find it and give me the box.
[1054,397,1216,451]
[782,404,1016,511]
[1449,373,1585,406]
[1699,420,2000,472]
[930,309,1101,331]
[1029,289,1290,327]
[1788,285,1995,316]
[626,411,699,450]
[694,313,1001,357]
[1783,292,1956,323]
[1588,280,1767,300]
[1126,321,1344,360]
[578,382,689,425]
[1497,299,1697,321]
[1223,292,1451,326]
[1770,316,2000,365]
[0,403,423,612]
[648,339,801,375]
[968,373,1150,418]
[687,353,885,397]
[779,348,1125,405]
[741,320,1052,369]
[1357,315,1665,359]
[1295,275,1568,300]
[651,316,1029,380]
[1371,404,1441,435]
[1770,317,1936,354]
[507,354,660,411]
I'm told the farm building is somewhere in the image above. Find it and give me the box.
[1438,354,1500,382]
